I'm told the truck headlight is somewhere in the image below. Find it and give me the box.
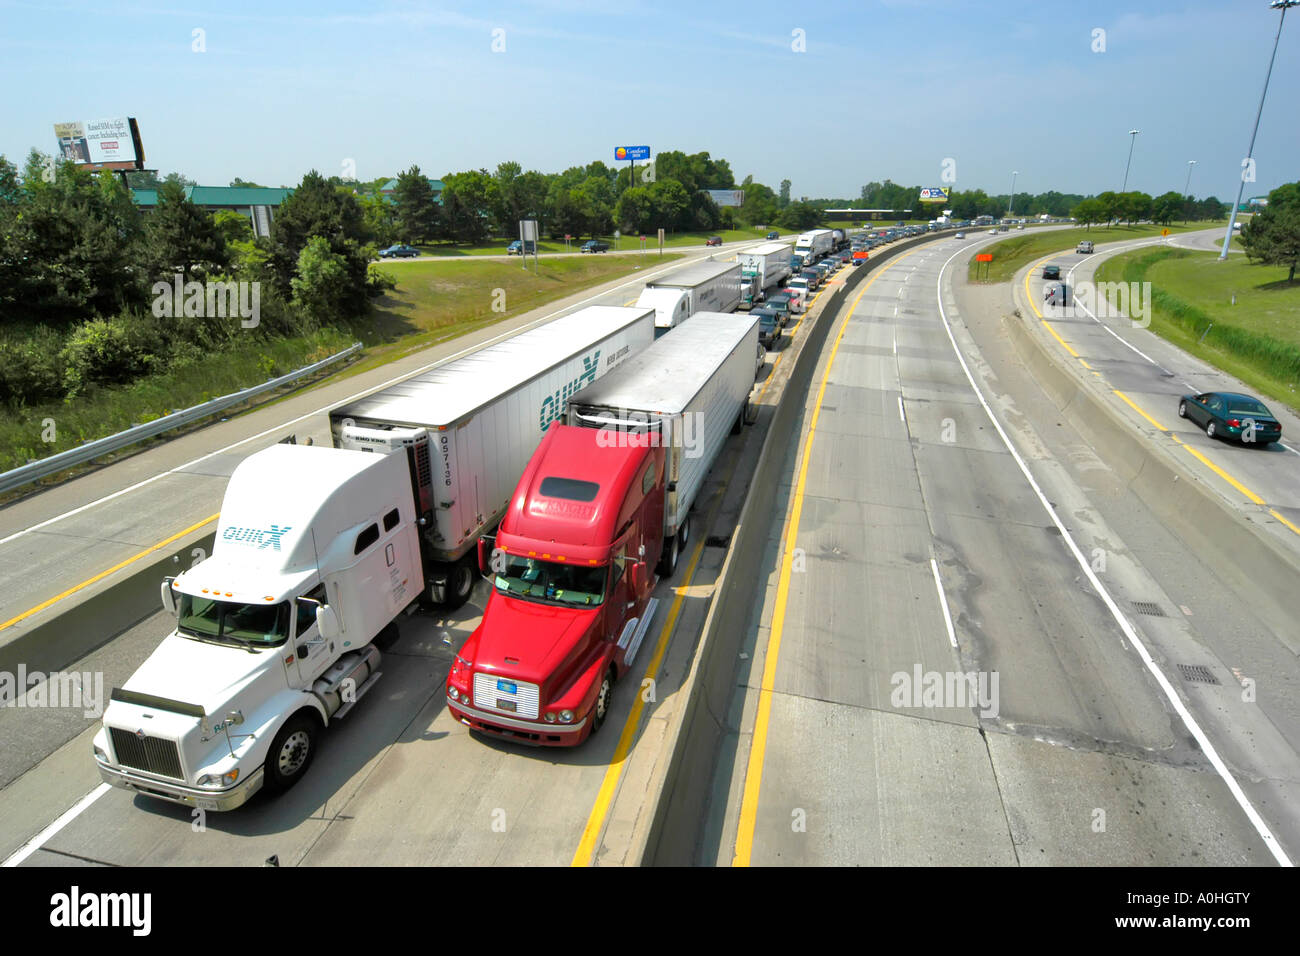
[544,712,557,723]
[448,686,460,702]
[559,710,574,724]
[197,769,240,789]
[93,744,107,762]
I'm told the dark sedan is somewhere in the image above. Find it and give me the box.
[1179,391,1283,446]
[378,244,420,258]
[752,308,782,349]
[706,236,723,246]
[766,231,780,239]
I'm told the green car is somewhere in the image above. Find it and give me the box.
[751,308,781,349]
[764,292,793,326]
[1178,391,1283,446]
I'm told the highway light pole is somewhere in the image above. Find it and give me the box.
[1121,129,1140,194]
[1182,160,1196,224]
[1220,0,1296,260]
[1008,171,1018,218]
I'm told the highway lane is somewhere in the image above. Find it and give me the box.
[0,242,764,646]
[0,250,845,867]
[374,236,767,264]
[707,232,1293,865]
[1025,236,1300,559]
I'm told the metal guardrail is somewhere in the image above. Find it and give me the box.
[0,342,363,494]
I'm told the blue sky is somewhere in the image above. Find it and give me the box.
[2,0,1296,200]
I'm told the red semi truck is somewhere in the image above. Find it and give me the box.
[445,424,664,744]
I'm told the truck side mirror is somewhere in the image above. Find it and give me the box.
[161,577,177,616]
[316,605,341,640]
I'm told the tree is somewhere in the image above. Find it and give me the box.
[440,170,496,245]
[1072,198,1106,230]
[779,179,791,209]
[1241,182,1300,282]
[142,180,229,284]
[1151,191,1183,226]
[230,177,264,188]
[268,170,369,315]
[392,165,440,243]
[776,200,822,231]
[290,236,352,328]
[614,186,652,234]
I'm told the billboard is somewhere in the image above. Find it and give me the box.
[704,189,745,207]
[53,117,143,169]
[614,145,651,161]
[918,187,949,203]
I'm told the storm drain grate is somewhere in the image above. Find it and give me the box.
[1132,601,1165,617]
[705,535,731,549]
[1177,664,1220,685]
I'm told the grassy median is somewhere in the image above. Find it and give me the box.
[967,222,1226,284]
[1094,247,1300,413]
[412,228,771,256]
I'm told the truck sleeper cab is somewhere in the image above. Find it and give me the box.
[446,426,664,746]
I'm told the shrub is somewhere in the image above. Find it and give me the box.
[0,325,66,405]
[61,317,155,398]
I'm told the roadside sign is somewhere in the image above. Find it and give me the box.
[852,250,868,259]
[614,146,651,161]
[1161,228,1170,236]
[976,253,993,262]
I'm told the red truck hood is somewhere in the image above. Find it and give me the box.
[471,593,601,688]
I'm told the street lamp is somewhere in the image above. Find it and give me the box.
[1009,171,1018,218]
[1121,129,1140,194]
[1182,160,1196,224]
[1220,0,1297,260]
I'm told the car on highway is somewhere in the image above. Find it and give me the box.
[1042,264,1062,280]
[706,236,723,246]
[1077,240,1094,254]
[766,230,780,239]
[954,231,966,239]
[1044,282,1068,306]
[1178,392,1283,446]
[378,243,420,258]
[765,291,794,324]
[506,239,536,255]
[752,308,782,349]
[580,240,610,253]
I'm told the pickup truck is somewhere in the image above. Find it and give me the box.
[581,240,610,253]
[1076,241,1094,254]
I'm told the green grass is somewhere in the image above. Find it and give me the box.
[344,253,683,374]
[1094,247,1300,414]
[0,328,355,477]
[411,227,773,257]
[968,222,1227,284]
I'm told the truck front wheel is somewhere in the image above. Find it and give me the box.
[264,713,318,794]
[590,667,616,736]
[657,532,679,578]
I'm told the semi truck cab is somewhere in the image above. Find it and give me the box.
[446,425,663,745]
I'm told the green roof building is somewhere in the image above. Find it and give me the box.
[380,177,443,204]
[131,185,294,237]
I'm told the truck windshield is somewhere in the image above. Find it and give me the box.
[178,594,290,646]
[493,555,607,608]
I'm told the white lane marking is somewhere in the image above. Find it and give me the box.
[939,243,1292,867]
[0,246,754,548]
[898,396,906,423]
[930,559,958,648]
[2,783,111,867]
[893,334,898,354]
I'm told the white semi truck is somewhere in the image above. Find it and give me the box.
[736,242,793,308]
[329,305,654,610]
[94,442,418,810]
[635,260,741,334]
[793,228,834,267]
[565,312,758,576]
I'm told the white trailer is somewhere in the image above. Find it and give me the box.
[329,305,654,608]
[565,312,757,576]
[95,443,418,810]
[635,259,741,334]
[793,228,834,266]
[736,242,793,307]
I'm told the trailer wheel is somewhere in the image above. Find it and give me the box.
[590,666,616,736]
[657,532,679,578]
[731,402,747,435]
[678,514,691,549]
[264,712,318,794]
[443,556,477,611]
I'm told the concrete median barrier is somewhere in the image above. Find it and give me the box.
[0,528,216,678]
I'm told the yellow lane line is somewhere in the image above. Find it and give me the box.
[733,247,925,867]
[1113,389,1170,432]
[1182,445,1266,506]
[0,514,220,632]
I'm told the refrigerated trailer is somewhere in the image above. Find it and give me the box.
[736,241,793,307]
[328,305,655,608]
[565,312,758,576]
[635,259,742,334]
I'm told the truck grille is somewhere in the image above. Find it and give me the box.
[109,727,183,780]
[474,673,540,719]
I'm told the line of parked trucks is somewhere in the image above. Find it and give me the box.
[94,262,769,807]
